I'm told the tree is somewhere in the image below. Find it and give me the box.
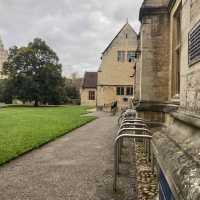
[62,77,80,104]
[2,38,64,106]
[0,79,13,104]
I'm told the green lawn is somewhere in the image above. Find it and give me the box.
[0,105,96,165]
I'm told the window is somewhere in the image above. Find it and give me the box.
[116,87,124,95]
[127,51,136,62]
[126,87,133,96]
[88,91,95,100]
[171,5,181,98]
[117,51,125,62]
[189,20,200,65]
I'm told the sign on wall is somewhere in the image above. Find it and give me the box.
[159,169,175,200]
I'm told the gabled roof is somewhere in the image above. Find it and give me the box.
[102,22,137,55]
[82,72,97,89]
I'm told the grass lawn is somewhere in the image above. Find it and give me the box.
[0,105,96,165]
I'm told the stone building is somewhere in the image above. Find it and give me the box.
[97,22,138,110]
[0,37,8,79]
[136,0,200,199]
[80,72,97,106]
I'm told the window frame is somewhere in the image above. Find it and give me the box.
[188,20,200,66]
[88,90,95,100]
[171,4,181,99]
[117,51,125,62]
[116,87,124,96]
[126,87,133,96]
[127,51,136,62]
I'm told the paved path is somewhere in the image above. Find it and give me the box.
[0,112,134,200]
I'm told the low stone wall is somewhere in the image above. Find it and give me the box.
[136,101,178,123]
[152,111,200,200]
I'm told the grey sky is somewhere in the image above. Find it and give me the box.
[0,0,143,77]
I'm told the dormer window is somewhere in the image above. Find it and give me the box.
[126,34,128,39]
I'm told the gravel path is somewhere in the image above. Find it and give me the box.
[0,112,135,200]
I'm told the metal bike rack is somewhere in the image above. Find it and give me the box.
[118,115,135,126]
[116,127,152,164]
[121,119,147,124]
[118,115,124,126]
[122,117,143,121]
[117,110,137,126]
[120,122,148,129]
[118,123,148,162]
[115,110,156,192]
[113,133,152,192]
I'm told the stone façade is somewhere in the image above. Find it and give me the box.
[137,0,200,199]
[97,22,138,110]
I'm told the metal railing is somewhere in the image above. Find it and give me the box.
[117,109,137,126]
[120,122,148,129]
[114,108,155,192]
[116,127,152,163]
[121,119,147,124]
[113,133,152,191]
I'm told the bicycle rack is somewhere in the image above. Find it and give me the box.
[113,134,152,192]
[121,119,147,124]
[117,127,152,161]
[115,109,156,192]
[118,123,148,160]
[120,122,148,129]
[118,113,138,126]
[119,123,149,156]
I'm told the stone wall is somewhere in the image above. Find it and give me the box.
[178,0,200,115]
[80,88,97,106]
[190,0,200,23]
[97,23,137,109]
[134,59,140,101]
[97,85,133,110]
[98,23,137,86]
[152,117,200,199]
[135,1,172,124]
[139,10,170,102]
[142,0,200,199]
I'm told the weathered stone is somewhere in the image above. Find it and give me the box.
[137,0,200,199]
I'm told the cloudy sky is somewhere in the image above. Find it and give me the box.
[0,0,142,77]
